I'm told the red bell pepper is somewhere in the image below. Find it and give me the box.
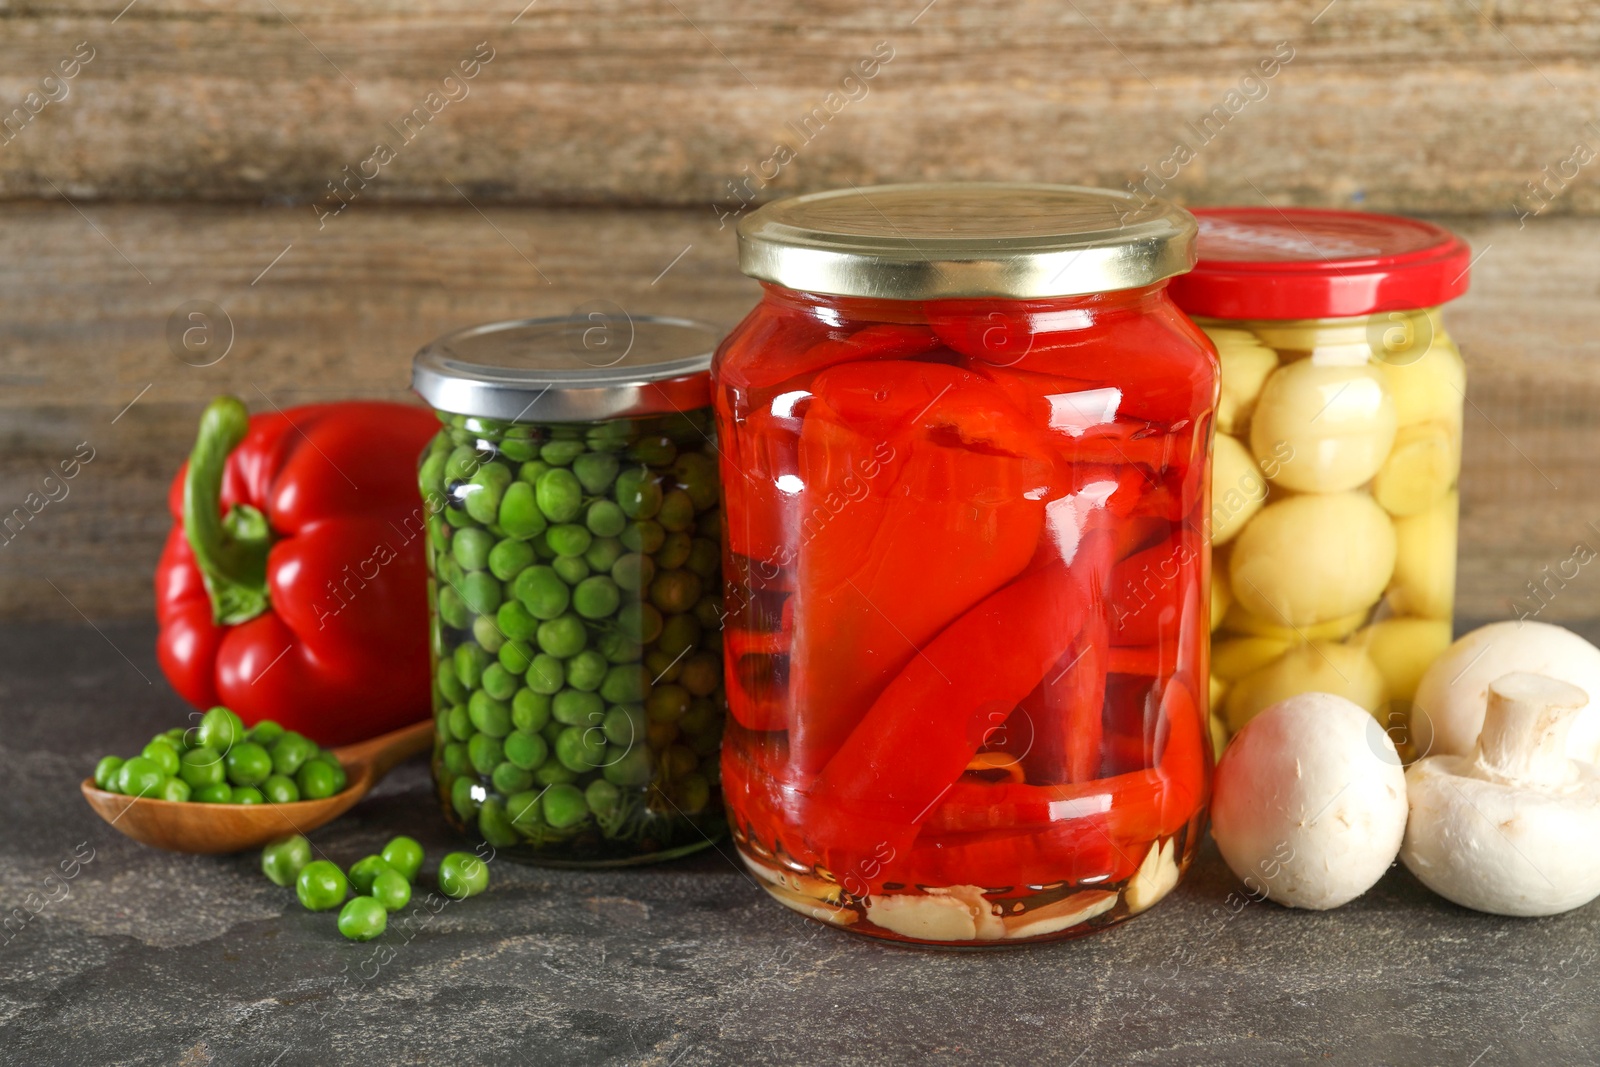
[155,396,438,746]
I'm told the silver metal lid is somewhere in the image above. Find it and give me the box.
[412,314,718,422]
[737,182,1197,300]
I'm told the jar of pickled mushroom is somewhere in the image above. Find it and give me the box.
[714,183,1215,944]
[412,315,728,865]
[1166,209,1471,755]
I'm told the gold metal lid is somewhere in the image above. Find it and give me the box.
[737,183,1197,300]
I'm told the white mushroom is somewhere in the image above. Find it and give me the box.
[1210,692,1409,909]
[1401,672,1600,917]
[1411,621,1600,763]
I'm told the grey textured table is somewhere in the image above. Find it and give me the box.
[3,621,1597,1066]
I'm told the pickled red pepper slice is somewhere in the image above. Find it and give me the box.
[802,553,1094,879]
[786,362,1051,772]
[719,322,941,393]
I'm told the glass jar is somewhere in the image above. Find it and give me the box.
[714,183,1216,944]
[1167,209,1471,757]
[411,315,729,865]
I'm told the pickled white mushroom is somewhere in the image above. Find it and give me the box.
[1350,617,1453,703]
[1212,692,1408,910]
[1371,421,1459,517]
[1387,492,1458,620]
[1380,326,1466,428]
[1212,636,1293,683]
[1203,326,1280,435]
[1230,492,1396,627]
[1224,641,1386,732]
[1210,573,1232,632]
[1221,602,1367,644]
[1250,359,1398,493]
[1210,433,1265,545]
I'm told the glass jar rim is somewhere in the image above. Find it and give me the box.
[412,314,717,422]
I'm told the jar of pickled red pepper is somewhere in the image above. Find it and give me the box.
[1167,210,1471,757]
[412,315,729,865]
[714,183,1216,944]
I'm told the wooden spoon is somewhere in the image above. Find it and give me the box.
[81,719,435,854]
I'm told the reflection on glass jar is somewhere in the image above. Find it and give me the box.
[412,316,728,865]
[1170,209,1472,758]
[716,183,1216,945]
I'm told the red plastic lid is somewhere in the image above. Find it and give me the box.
[1167,208,1471,320]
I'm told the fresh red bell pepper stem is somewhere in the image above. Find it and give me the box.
[183,397,273,625]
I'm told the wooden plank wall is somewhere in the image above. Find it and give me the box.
[1,1,1598,622]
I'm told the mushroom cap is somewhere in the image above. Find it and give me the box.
[1400,755,1600,917]
[1412,621,1600,763]
[1211,692,1409,909]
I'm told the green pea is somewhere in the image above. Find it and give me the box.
[540,439,587,467]
[552,689,605,727]
[338,896,387,941]
[471,615,506,654]
[554,725,608,772]
[495,600,541,641]
[371,868,412,913]
[688,724,722,757]
[468,733,504,776]
[686,537,720,578]
[161,726,192,750]
[603,744,655,787]
[93,756,124,791]
[656,531,693,571]
[551,555,590,586]
[533,758,579,787]
[573,452,621,494]
[488,538,536,581]
[459,570,502,615]
[694,595,726,631]
[526,653,565,695]
[597,631,644,665]
[537,615,588,658]
[600,664,649,704]
[480,662,519,702]
[116,757,167,798]
[672,452,721,511]
[535,468,583,523]
[564,649,609,692]
[621,519,666,554]
[585,779,623,818]
[506,790,544,832]
[443,741,471,775]
[318,754,349,794]
[512,565,570,620]
[572,576,622,620]
[617,602,664,644]
[541,784,591,830]
[583,535,624,574]
[650,570,702,616]
[451,775,480,820]
[645,647,682,684]
[503,729,549,770]
[680,652,721,697]
[443,443,483,483]
[658,613,704,659]
[468,690,513,737]
[438,554,465,588]
[297,759,339,800]
[159,778,192,803]
[603,704,646,747]
[232,786,265,805]
[380,836,424,881]
[261,834,312,887]
[443,507,474,530]
[179,746,225,787]
[261,774,300,804]
[418,449,449,499]
[498,481,548,541]
[657,488,696,532]
[134,740,177,778]
[615,468,663,519]
[197,706,245,753]
[498,639,535,674]
[491,760,535,795]
[647,684,693,723]
[438,852,490,899]
[349,855,394,894]
[447,704,473,742]
[512,688,551,732]
[194,782,233,803]
[585,499,627,539]
[547,523,593,558]
[498,436,537,463]
[541,719,566,744]
[451,527,494,571]
[676,773,712,814]
[464,463,511,525]
[248,720,286,747]
[225,742,273,787]
[630,435,678,467]
[517,459,551,484]
[438,587,470,630]
[454,643,491,689]
[611,553,655,593]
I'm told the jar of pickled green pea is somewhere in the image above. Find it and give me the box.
[411,314,728,865]
[1167,209,1471,756]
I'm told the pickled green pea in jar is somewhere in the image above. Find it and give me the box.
[412,314,728,865]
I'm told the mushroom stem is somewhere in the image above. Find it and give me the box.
[1475,672,1589,787]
